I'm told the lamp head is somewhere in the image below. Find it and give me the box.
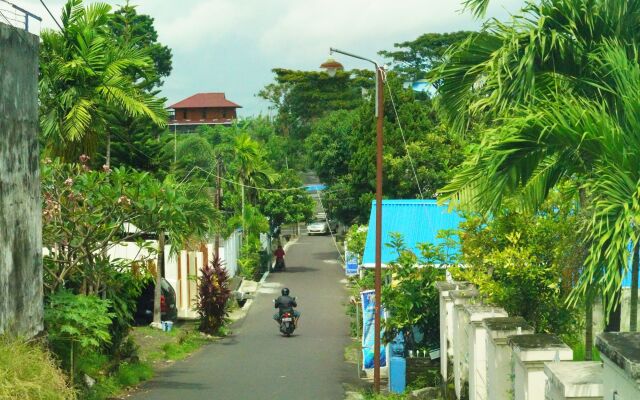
[320,58,344,77]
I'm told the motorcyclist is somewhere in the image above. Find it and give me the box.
[274,244,285,270]
[273,288,300,326]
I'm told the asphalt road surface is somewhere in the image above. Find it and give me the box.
[132,234,355,400]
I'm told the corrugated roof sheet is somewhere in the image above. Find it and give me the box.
[169,93,242,109]
[362,199,463,267]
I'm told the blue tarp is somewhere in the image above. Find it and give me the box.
[362,199,463,268]
[304,184,326,192]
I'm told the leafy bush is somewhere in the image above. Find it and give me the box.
[453,198,584,336]
[196,256,232,335]
[382,233,445,349]
[238,237,262,279]
[0,336,76,400]
[102,269,149,362]
[45,290,114,374]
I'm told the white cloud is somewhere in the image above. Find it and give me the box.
[12,0,525,114]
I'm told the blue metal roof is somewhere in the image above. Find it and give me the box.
[305,184,326,192]
[362,199,463,267]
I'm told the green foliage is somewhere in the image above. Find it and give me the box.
[109,1,172,90]
[39,0,167,161]
[114,362,153,386]
[382,234,445,349]
[159,330,207,361]
[452,198,583,335]
[238,235,263,280]
[196,257,232,335]
[317,74,466,223]
[0,337,76,400]
[306,109,359,185]
[45,291,114,351]
[258,170,315,233]
[436,0,640,312]
[345,224,368,263]
[379,31,473,82]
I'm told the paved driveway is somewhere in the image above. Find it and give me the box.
[131,234,354,400]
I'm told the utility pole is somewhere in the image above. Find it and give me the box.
[373,64,384,393]
[322,48,385,392]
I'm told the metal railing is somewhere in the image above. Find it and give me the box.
[0,0,41,33]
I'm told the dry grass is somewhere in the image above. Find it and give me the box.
[0,336,76,400]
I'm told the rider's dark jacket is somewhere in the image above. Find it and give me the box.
[274,295,297,315]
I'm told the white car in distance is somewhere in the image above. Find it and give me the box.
[306,218,338,236]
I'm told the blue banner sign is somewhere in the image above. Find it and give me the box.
[345,251,358,276]
[361,289,386,369]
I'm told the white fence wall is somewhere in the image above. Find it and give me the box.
[438,281,619,400]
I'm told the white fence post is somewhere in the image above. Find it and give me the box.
[451,288,480,399]
[596,332,640,400]
[463,306,508,400]
[509,334,572,400]
[544,361,602,400]
[484,317,533,400]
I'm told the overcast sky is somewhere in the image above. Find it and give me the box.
[15,0,524,116]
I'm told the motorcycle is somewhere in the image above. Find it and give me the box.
[279,311,296,337]
[274,258,286,271]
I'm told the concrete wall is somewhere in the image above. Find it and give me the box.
[0,22,42,338]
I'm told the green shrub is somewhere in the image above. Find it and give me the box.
[45,290,114,375]
[0,336,76,400]
[114,362,153,386]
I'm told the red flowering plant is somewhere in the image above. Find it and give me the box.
[195,256,232,335]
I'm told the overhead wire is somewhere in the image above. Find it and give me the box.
[383,70,425,199]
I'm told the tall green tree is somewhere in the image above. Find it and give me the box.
[437,0,640,336]
[379,31,472,82]
[106,1,174,171]
[39,0,167,163]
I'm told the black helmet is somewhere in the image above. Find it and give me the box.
[281,288,290,296]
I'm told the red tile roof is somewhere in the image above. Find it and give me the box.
[169,93,242,109]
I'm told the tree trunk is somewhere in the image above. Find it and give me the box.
[152,231,165,328]
[585,299,593,360]
[106,132,111,167]
[605,284,622,332]
[631,241,639,331]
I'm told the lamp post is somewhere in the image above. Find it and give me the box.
[321,48,384,392]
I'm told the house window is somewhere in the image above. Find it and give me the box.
[183,110,188,119]
[201,109,207,119]
[222,111,227,118]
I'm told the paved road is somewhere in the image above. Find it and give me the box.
[132,234,354,400]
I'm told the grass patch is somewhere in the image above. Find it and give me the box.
[0,336,76,400]
[571,342,601,361]
[131,321,213,364]
[344,339,360,364]
[161,330,208,361]
[115,362,154,386]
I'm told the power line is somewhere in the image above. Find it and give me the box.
[384,73,425,199]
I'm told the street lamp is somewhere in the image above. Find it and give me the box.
[319,57,344,77]
[321,47,384,393]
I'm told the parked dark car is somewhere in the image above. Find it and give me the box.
[134,278,178,324]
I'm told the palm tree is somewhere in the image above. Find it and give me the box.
[441,41,640,330]
[229,133,274,234]
[39,0,166,164]
[436,0,640,353]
